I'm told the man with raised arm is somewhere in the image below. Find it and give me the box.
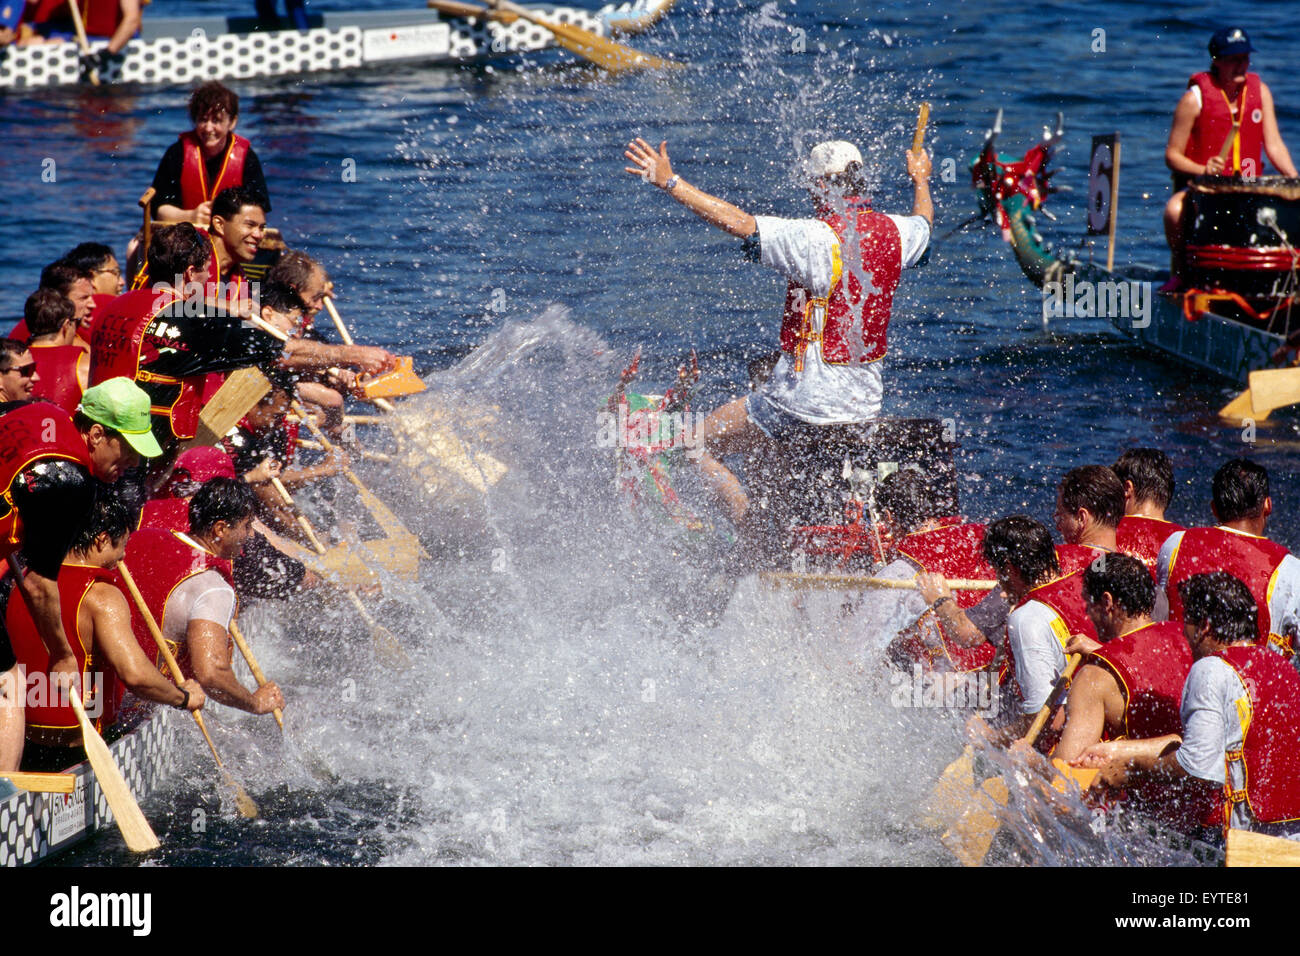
[621,136,932,530]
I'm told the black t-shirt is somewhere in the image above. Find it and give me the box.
[149,136,271,216]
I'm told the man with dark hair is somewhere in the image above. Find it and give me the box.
[620,135,932,529]
[204,185,267,311]
[1053,465,1124,574]
[24,289,84,412]
[64,242,124,299]
[866,469,1006,672]
[34,259,95,346]
[7,493,204,772]
[1075,571,1300,843]
[93,222,282,451]
[0,339,38,402]
[125,477,284,718]
[1113,448,1183,573]
[1053,554,1217,832]
[149,81,270,228]
[1157,458,1300,654]
[0,377,159,770]
[982,515,1094,744]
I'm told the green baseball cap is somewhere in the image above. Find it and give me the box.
[77,377,164,459]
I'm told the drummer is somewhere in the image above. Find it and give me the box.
[1162,27,1298,290]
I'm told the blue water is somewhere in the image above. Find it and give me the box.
[4,0,1300,865]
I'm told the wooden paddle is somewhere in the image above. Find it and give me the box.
[117,563,260,819]
[228,622,283,732]
[186,366,272,450]
[5,556,157,850]
[427,0,680,73]
[1226,827,1300,867]
[912,101,931,152]
[0,771,76,793]
[930,655,1081,863]
[762,571,997,592]
[65,0,101,86]
[266,474,411,667]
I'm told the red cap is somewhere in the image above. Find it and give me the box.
[172,446,237,483]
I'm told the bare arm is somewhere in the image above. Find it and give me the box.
[1051,664,1120,764]
[623,138,757,238]
[279,339,396,376]
[187,619,281,714]
[105,0,141,53]
[154,202,212,228]
[1166,89,1220,176]
[907,149,933,225]
[1071,733,1184,788]
[17,569,78,689]
[1260,82,1299,178]
[86,583,203,710]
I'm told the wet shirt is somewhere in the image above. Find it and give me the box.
[1006,599,1068,714]
[747,213,930,423]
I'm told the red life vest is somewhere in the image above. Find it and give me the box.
[178,131,250,212]
[1116,515,1182,576]
[138,498,189,533]
[89,288,203,441]
[1215,644,1300,832]
[7,563,124,738]
[123,528,235,678]
[1166,527,1286,648]
[896,521,998,672]
[29,344,85,414]
[27,0,122,36]
[1185,72,1265,175]
[778,200,902,371]
[1055,542,1111,576]
[1091,620,1217,830]
[0,402,92,562]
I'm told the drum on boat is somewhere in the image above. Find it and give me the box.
[1184,176,1300,305]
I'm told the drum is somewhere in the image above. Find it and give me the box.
[1185,176,1300,302]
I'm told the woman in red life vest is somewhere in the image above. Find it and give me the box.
[124,478,284,718]
[8,494,204,773]
[148,82,271,231]
[23,289,87,413]
[1162,27,1298,289]
[620,136,932,533]
[1075,572,1300,845]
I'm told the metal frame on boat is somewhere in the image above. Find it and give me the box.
[0,0,675,90]
[0,705,173,866]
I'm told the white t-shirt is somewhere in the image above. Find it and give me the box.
[1177,655,1300,840]
[1006,599,1068,714]
[160,559,236,648]
[1156,527,1300,647]
[850,558,928,661]
[751,212,931,423]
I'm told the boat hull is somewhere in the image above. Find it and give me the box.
[0,0,674,90]
[0,705,174,866]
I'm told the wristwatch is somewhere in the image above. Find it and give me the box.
[929,596,953,612]
[175,689,190,710]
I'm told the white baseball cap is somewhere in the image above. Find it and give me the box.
[806,141,863,179]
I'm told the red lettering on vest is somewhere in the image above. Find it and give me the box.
[1116,515,1182,576]
[179,132,250,211]
[1166,528,1284,646]
[779,201,902,368]
[1185,72,1265,174]
[123,528,235,678]
[7,563,124,736]
[1215,644,1300,831]
[29,345,85,413]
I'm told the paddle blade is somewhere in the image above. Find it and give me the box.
[0,771,76,793]
[1219,388,1259,424]
[920,745,975,831]
[359,356,426,400]
[226,770,260,819]
[1247,367,1300,418]
[188,366,272,449]
[71,695,160,852]
[1049,758,1099,795]
[1226,828,1300,867]
[373,623,412,668]
[941,776,1009,867]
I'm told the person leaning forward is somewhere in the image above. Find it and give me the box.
[622,136,932,530]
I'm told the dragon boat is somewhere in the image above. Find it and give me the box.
[0,0,675,90]
[0,704,173,866]
[970,111,1300,417]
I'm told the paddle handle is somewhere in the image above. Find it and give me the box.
[65,0,101,85]
[1215,118,1241,166]
[228,622,283,730]
[118,564,226,767]
[1021,653,1082,747]
[0,770,75,793]
[323,297,355,346]
[762,571,996,591]
[912,101,930,152]
[270,476,330,554]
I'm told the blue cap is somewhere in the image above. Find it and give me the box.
[1209,27,1255,58]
